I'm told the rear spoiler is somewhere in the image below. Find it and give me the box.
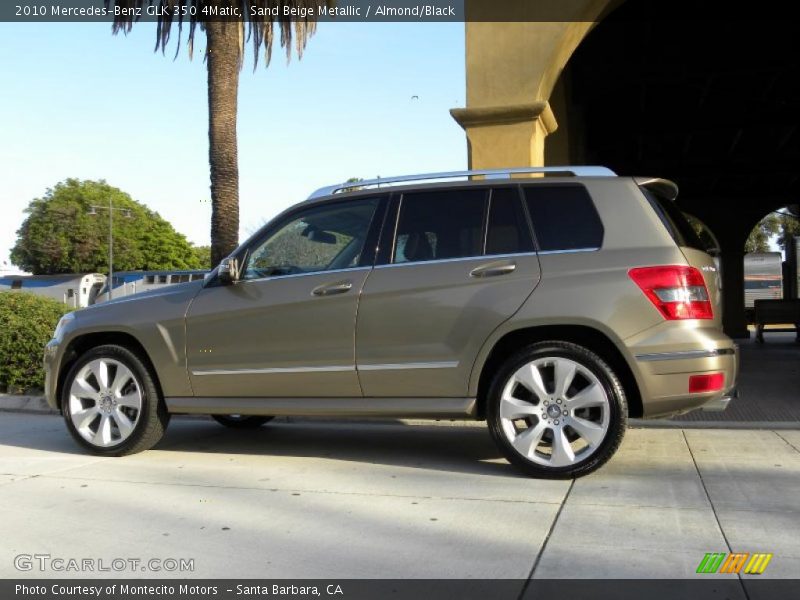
[634,177,679,201]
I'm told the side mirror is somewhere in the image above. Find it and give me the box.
[218,257,240,285]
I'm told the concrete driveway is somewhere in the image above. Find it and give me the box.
[0,413,798,583]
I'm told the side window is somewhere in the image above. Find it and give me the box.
[394,189,485,264]
[523,185,604,251]
[642,189,707,252]
[486,187,534,255]
[244,198,379,280]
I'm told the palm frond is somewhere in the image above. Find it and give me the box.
[104,0,334,68]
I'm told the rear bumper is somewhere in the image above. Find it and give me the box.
[625,327,739,418]
[700,388,737,412]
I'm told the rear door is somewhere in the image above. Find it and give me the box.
[355,186,541,397]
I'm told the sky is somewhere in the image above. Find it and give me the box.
[0,21,466,272]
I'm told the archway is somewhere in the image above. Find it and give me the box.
[551,2,800,337]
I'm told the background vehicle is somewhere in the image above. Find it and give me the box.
[744,252,783,321]
[93,270,209,303]
[0,273,105,308]
[44,167,738,478]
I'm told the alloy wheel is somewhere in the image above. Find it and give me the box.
[67,358,143,448]
[498,356,611,467]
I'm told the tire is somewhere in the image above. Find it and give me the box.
[62,344,169,456]
[487,341,627,479]
[211,415,274,429]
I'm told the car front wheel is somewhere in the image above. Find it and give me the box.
[487,341,627,479]
[62,344,169,456]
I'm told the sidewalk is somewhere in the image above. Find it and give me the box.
[0,412,797,584]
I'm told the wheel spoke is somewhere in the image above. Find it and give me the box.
[500,394,538,420]
[514,364,549,401]
[73,406,99,431]
[93,414,113,446]
[554,358,577,399]
[511,422,547,458]
[110,364,134,396]
[566,382,606,411]
[117,392,141,409]
[550,428,576,467]
[568,416,606,448]
[90,360,110,389]
[70,377,98,400]
[112,409,134,438]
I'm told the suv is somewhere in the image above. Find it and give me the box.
[44,167,738,478]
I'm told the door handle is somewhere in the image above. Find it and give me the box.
[311,281,353,297]
[469,262,517,278]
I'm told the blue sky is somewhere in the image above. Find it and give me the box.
[0,21,466,271]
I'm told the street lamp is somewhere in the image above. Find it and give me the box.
[88,200,132,300]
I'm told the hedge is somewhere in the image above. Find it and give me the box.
[0,291,71,392]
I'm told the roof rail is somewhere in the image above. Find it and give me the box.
[307,166,616,199]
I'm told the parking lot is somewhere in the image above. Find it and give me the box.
[1,410,798,583]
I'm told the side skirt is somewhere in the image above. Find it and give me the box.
[165,396,477,418]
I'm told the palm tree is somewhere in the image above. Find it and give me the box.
[106,0,330,266]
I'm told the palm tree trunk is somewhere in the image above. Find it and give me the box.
[206,20,241,267]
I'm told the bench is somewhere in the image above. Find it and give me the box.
[754,299,800,343]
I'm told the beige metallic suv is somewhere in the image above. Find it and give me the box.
[44,167,738,478]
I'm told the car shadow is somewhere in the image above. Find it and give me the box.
[157,417,523,478]
[1,414,524,479]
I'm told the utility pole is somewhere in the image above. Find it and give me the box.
[89,202,132,300]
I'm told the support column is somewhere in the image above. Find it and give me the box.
[718,245,749,339]
[449,102,558,169]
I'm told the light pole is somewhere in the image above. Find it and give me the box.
[88,200,132,300]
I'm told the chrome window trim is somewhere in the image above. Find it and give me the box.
[635,348,736,362]
[376,251,537,270]
[238,265,372,285]
[537,247,601,255]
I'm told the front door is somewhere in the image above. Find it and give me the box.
[186,197,382,398]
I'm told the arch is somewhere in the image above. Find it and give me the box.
[452,0,800,336]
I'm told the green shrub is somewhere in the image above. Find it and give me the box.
[0,291,70,392]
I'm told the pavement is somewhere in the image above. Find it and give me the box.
[671,331,800,424]
[0,411,798,583]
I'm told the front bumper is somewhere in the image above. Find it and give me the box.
[43,339,63,411]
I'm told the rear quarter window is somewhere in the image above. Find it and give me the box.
[642,189,707,252]
[523,185,604,251]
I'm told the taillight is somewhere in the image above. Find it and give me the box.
[628,265,713,320]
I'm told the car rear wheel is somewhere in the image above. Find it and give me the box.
[487,341,627,479]
[211,415,274,429]
[62,344,169,456]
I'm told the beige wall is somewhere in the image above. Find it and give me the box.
[451,0,613,168]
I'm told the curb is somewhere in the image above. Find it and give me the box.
[0,394,57,415]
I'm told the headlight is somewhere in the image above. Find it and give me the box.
[53,312,75,341]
